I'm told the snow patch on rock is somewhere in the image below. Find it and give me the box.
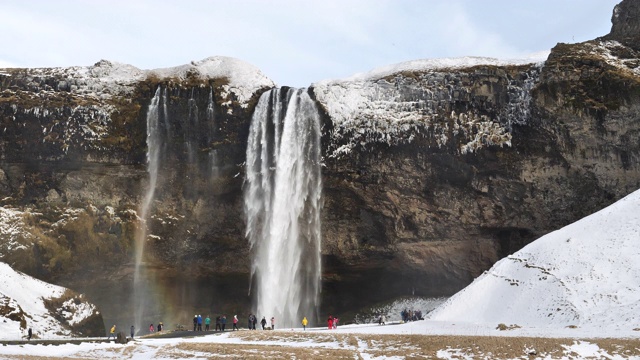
[314,55,546,158]
[0,207,30,253]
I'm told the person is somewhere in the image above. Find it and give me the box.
[381,314,386,325]
[302,317,308,331]
[205,315,211,331]
[149,324,154,333]
[108,325,116,340]
[193,315,198,331]
[270,316,275,330]
[327,315,333,330]
[260,316,267,330]
[27,328,32,341]
[252,314,257,330]
[130,325,135,339]
[157,323,161,332]
[215,315,221,331]
[247,314,253,330]
[221,315,227,331]
[233,315,239,331]
[197,315,203,331]
[333,317,339,329]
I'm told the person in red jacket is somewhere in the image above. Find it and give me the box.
[327,315,333,330]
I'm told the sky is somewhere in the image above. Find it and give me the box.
[0,0,620,87]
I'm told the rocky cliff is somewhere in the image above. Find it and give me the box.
[0,2,639,327]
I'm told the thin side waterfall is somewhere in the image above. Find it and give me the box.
[133,86,163,333]
[244,88,322,328]
[206,87,219,176]
[187,88,198,163]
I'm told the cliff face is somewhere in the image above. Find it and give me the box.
[1,2,639,325]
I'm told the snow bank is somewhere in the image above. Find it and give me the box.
[429,188,640,331]
[0,262,98,339]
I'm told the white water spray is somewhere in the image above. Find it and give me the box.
[244,88,323,327]
[133,86,163,332]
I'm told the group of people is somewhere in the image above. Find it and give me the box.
[108,322,164,341]
[193,314,239,331]
[400,309,423,322]
[246,314,276,330]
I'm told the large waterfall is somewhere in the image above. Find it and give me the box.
[244,88,323,328]
[133,86,164,333]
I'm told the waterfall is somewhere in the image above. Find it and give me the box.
[187,88,198,163]
[133,86,163,333]
[206,87,219,176]
[244,88,323,328]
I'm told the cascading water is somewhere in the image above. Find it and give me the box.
[244,88,323,328]
[133,86,164,333]
[206,87,220,177]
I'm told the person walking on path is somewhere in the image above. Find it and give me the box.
[108,325,116,340]
[215,315,221,331]
[221,315,227,331]
[260,316,267,330]
[270,316,275,330]
[193,315,198,331]
[130,325,134,340]
[27,328,32,340]
[205,315,211,331]
[302,317,308,331]
[327,315,333,330]
[197,315,203,331]
[252,314,257,330]
[247,314,253,330]
[233,315,239,330]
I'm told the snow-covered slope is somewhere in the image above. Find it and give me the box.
[0,262,101,339]
[429,188,640,330]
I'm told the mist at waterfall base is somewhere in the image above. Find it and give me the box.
[244,88,323,328]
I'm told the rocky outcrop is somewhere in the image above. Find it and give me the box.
[0,2,639,325]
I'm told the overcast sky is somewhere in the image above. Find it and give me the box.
[0,0,620,87]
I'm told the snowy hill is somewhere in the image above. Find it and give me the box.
[429,189,640,331]
[0,262,103,339]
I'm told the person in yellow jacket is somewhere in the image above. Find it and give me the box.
[108,325,116,340]
[302,317,308,331]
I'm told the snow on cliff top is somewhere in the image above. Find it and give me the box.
[428,188,640,331]
[1,56,274,105]
[313,53,547,158]
[315,52,549,85]
[148,56,275,104]
[0,262,97,339]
